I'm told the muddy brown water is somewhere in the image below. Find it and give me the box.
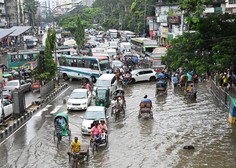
[0,81,236,168]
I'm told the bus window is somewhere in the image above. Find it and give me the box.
[84,60,91,68]
[11,55,16,62]
[77,59,83,67]
[90,60,99,70]
[23,54,28,61]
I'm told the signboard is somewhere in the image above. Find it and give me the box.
[159,14,168,23]
[161,27,168,38]
[167,16,181,24]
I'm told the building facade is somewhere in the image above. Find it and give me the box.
[0,0,6,27]
[4,0,25,27]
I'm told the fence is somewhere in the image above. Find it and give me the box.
[210,79,230,108]
[40,81,55,99]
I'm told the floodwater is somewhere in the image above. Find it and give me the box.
[0,81,236,168]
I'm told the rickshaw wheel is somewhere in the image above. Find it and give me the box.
[105,134,108,147]
[115,112,119,121]
[86,149,89,161]
[57,138,60,149]
[92,143,96,155]
[138,114,141,119]
[68,129,72,143]
[111,107,114,116]
[53,130,56,142]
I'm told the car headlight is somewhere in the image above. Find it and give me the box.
[67,102,72,105]
[82,102,87,105]
[82,125,87,129]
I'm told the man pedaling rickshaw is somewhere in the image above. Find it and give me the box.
[69,136,81,159]
[91,121,102,144]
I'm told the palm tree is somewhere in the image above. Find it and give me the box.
[23,0,39,28]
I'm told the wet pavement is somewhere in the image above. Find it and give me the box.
[0,80,236,168]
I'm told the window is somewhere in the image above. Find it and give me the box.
[229,0,236,4]
[146,70,153,74]
[111,76,116,85]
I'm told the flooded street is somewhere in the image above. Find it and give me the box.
[0,81,236,168]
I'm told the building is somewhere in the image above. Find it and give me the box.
[154,1,236,46]
[0,0,6,27]
[72,0,95,7]
[5,0,25,27]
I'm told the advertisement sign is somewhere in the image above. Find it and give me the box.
[161,27,168,38]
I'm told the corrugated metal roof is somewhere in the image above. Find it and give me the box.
[0,29,15,39]
[9,26,32,37]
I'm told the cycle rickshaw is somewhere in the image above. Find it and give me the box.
[54,112,71,148]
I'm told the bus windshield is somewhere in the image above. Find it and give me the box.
[99,60,110,71]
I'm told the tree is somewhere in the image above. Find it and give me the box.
[32,29,57,83]
[24,0,39,28]
[164,13,236,74]
[59,15,85,49]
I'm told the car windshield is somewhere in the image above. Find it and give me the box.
[112,61,122,67]
[6,82,18,87]
[84,111,105,120]
[99,60,110,71]
[97,89,106,99]
[70,91,87,99]
[96,80,110,87]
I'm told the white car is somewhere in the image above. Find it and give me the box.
[0,99,13,121]
[131,69,157,83]
[81,106,108,135]
[67,89,92,111]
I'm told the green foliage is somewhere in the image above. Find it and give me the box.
[59,15,85,49]
[165,13,236,74]
[32,29,57,83]
[92,0,156,33]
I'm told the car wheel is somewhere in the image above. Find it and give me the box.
[63,73,69,81]
[149,76,156,82]
[131,78,135,83]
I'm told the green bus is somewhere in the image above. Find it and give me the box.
[130,37,158,56]
[7,50,39,69]
[7,48,77,69]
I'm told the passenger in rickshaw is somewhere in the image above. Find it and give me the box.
[99,120,108,133]
[91,121,102,144]
[56,116,69,132]
[140,95,152,108]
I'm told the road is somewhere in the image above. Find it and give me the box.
[0,80,236,168]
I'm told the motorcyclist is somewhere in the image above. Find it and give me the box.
[141,95,152,108]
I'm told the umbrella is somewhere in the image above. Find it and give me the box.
[63,39,77,46]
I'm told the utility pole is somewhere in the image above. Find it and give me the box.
[143,0,147,35]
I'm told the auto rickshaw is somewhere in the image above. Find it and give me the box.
[156,79,167,96]
[138,100,153,119]
[95,87,110,108]
[54,112,71,148]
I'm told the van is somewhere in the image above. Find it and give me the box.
[95,74,117,95]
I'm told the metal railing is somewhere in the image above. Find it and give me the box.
[210,79,230,108]
[40,81,55,99]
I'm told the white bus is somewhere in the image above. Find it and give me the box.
[58,55,112,82]
[108,29,118,38]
